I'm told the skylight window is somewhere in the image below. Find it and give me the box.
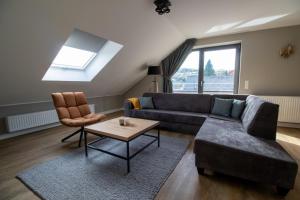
[42,29,123,82]
[236,14,288,29]
[51,46,96,70]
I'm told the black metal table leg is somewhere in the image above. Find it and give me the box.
[127,141,130,173]
[84,131,88,157]
[85,124,160,174]
[158,127,160,147]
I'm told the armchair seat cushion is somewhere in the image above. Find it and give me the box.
[61,113,105,127]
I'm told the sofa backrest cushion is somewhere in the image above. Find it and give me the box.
[143,93,212,113]
[139,97,154,109]
[128,98,141,109]
[211,98,234,117]
[210,94,248,112]
[241,95,279,140]
[231,99,246,119]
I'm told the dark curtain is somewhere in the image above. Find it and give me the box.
[161,38,197,93]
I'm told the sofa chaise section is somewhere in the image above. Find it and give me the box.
[194,118,298,192]
[194,95,298,194]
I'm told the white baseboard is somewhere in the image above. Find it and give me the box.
[278,122,300,129]
[100,108,123,115]
[0,108,124,141]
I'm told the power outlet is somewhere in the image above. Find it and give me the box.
[244,80,249,90]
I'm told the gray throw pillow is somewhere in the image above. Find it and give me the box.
[139,97,154,109]
[231,99,246,119]
[211,98,233,117]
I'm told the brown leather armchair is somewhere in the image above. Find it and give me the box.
[51,92,105,147]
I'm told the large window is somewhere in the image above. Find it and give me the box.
[172,51,199,93]
[172,43,241,93]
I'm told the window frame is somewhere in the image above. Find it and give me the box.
[171,51,200,93]
[171,43,241,94]
[196,43,241,94]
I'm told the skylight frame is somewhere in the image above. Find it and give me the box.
[50,46,97,70]
[42,40,123,82]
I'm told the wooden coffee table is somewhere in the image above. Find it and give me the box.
[84,117,160,173]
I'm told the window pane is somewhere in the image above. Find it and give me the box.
[203,48,236,92]
[172,51,199,93]
[51,46,96,70]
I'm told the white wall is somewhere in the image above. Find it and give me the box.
[196,25,300,96]
[125,25,300,97]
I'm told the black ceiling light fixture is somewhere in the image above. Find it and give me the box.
[154,0,171,15]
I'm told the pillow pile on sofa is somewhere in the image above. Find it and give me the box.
[211,98,245,119]
[128,97,141,109]
[139,97,154,109]
[231,99,246,118]
[128,97,154,109]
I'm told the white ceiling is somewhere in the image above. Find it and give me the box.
[166,0,300,38]
[0,0,299,105]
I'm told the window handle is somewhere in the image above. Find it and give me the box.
[200,80,204,86]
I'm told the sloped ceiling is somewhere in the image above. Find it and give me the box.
[0,0,300,105]
[166,0,300,38]
[0,0,184,105]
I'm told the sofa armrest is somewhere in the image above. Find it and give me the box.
[247,102,279,140]
[242,95,279,140]
[124,100,133,117]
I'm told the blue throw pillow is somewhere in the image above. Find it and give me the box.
[139,97,154,109]
[231,99,246,119]
[211,98,234,117]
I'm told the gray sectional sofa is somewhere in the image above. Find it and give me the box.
[124,93,298,195]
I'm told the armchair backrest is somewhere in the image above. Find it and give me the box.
[51,92,91,120]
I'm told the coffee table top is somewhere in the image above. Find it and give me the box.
[84,117,160,141]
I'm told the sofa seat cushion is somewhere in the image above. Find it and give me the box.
[195,118,295,162]
[130,109,207,126]
[194,118,298,188]
[209,114,241,123]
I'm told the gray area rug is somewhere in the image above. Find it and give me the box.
[17,133,189,200]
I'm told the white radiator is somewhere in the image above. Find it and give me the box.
[6,104,95,132]
[259,96,300,124]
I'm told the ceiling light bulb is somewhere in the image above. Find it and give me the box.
[154,0,171,15]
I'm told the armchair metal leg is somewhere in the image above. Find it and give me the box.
[61,127,84,145]
[78,129,84,147]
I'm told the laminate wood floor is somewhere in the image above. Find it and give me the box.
[0,112,299,200]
